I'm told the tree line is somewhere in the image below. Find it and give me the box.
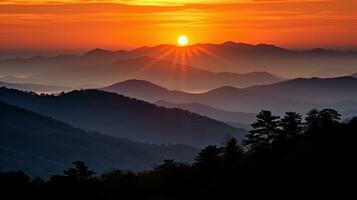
[1,108,355,199]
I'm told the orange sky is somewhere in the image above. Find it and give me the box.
[1,0,357,51]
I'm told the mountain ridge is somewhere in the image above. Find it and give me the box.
[0,100,198,178]
[102,77,357,115]
[2,42,357,86]
[0,87,244,147]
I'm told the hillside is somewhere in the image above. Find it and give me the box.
[104,79,357,116]
[0,88,243,146]
[101,79,315,114]
[246,76,357,103]
[0,101,197,178]
[2,55,280,91]
[155,100,256,126]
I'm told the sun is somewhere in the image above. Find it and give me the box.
[177,35,188,46]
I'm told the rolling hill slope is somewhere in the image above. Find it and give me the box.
[0,88,244,147]
[0,101,197,178]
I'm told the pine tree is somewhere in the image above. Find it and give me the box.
[279,112,303,139]
[244,110,280,149]
[195,145,222,170]
[319,109,341,126]
[305,108,320,132]
[222,137,244,165]
[63,161,96,181]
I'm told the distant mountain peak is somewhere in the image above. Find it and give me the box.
[221,41,238,46]
[307,48,337,54]
[256,43,285,50]
[207,86,241,94]
[221,41,253,48]
[84,48,119,56]
[245,71,279,76]
[112,79,166,89]
[102,79,170,94]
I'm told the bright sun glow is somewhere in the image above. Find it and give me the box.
[177,35,188,46]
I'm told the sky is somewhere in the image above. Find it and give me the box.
[0,0,357,53]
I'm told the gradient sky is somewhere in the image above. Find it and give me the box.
[1,0,357,52]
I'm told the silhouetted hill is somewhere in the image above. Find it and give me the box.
[246,76,357,103]
[0,81,70,93]
[3,42,357,79]
[102,79,192,102]
[84,48,123,57]
[155,100,256,126]
[0,88,243,146]
[195,86,314,113]
[101,79,314,114]
[102,79,357,116]
[6,55,280,91]
[128,42,357,77]
[7,42,357,87]
[0,101,197,178]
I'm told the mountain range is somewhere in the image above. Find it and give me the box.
[86,42,357,77]
[102,78,357,116]
[2,42,357,179]
[0,88,244,147]
[101,79,312,114]
[3,42,357,90]
[0,101,197,178]
[0,55,281,91]
[246,76,357,103]
[135,42,357,78]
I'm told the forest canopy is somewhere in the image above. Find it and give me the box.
[1,108,354,199]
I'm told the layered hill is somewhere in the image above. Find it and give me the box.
[0,101,197,178]
[101,79,314,114]
[102,78,357,116]
[245,76,357,103]
[2,42,357,81]
[0,88,243,147]
[155,100,256,129]
[0,55,280,91]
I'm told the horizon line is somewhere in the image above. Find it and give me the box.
[2,41,357,59]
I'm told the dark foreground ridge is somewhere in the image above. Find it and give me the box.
[1,108,354,198]
[0,100,197,178]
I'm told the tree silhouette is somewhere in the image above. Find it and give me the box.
[279,112,303,139]
[155,159,185,172]
[1,108,356,199]
[305,108,321,133]
[244,110,280,149]
[221,137,244,166]
[319,108,341,126]
[194,145,222,169]
[305,108,341,139]
[0,171,31,198]
[63,161,96,181]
